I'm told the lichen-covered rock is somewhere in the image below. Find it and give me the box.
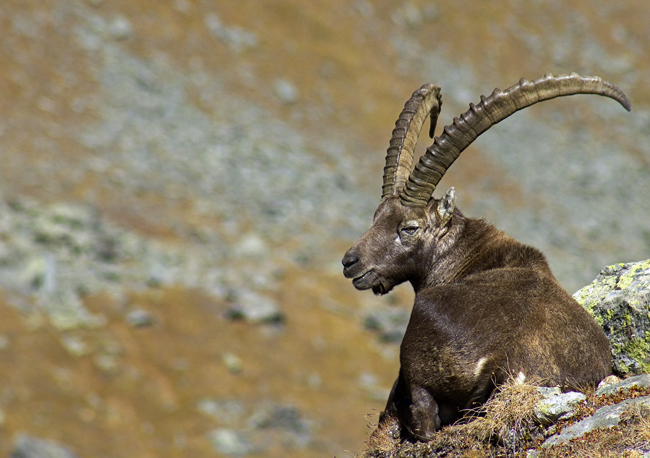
[226,289,284,324]
[595,373,650,397]
[542,395,650,447]
[573,259,650,375]
[540,374,650,449]
[534,388,585,426]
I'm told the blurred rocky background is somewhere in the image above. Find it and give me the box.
[0,1,648,457]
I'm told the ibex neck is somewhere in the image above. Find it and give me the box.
[411,217,534,292]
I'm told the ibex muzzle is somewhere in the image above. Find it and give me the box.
[342,73,631,441]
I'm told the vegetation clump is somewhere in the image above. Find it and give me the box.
[359,378,650,458]
[359,378,544,458]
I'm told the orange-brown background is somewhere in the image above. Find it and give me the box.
[0,1,648,456]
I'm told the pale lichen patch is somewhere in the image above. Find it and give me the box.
[616,259,650,291]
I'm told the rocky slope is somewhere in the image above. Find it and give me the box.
[0,1,649,456]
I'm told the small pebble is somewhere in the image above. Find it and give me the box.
[274,79,298,105]
[222,352,243,374]
[126,309,155,327]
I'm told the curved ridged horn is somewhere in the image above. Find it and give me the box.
[399,72,632,206]
[382,83,442,198]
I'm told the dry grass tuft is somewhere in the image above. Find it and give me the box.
[363,414,401,456]
[457,377,543,453]
[358,376,545,458]
[621,399,650,442]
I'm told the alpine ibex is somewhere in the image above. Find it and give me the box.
[342,73,631,441]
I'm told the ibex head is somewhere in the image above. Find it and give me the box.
[341,191,457,295]
[342,73,631,294]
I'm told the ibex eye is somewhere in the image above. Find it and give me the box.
[401,227,418,235]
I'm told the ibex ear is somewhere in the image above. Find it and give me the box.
[436,187,456,227]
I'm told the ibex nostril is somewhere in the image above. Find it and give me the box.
[341,253,358,269]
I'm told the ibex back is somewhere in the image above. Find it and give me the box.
[342,73,631,441]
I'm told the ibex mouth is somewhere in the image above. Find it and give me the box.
[353,271,391,295]
[352,271,374,290]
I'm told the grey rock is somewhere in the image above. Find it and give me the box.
[107,16,133,41]
[60,335,91,357]
[93,354,119,374]
[197,398,245,425]
[126,309,155,327]
[392,4,424,30]
[534,389,586,425]
[205,13,257,53]
[233,233,267,259]
[199,399,315,453]
[249,404,309,432]
[595,373,650,396]
[536,386,561,397]
[573,259,650,375]
[542,395,650,447]
[273,79,298,105]
[39,289,106,331]
[0,333,9,350]
[247,403,314,449]
[596,374,622,391]
[10,434,79,458]
[207,428,257,456]
[227,290,283,324]
[222,352,243,374]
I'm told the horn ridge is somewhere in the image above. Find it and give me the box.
[382,83,442,198]
[399,73,631,206]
